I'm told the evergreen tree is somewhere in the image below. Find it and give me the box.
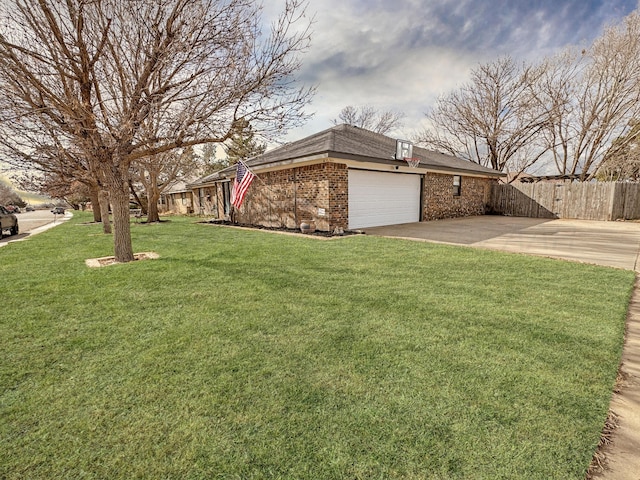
[226,119,267,163]
[200,143,229,175]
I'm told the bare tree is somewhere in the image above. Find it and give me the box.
[419,12,640,181]
[0,0,313,262]
[537,13,640,180]
[418,57,551,177]
[8,130,111,228]
[332,105,404,134]
[39,174,92,210]
[0,181,23,206]
[597,120,640,181]
[130,146,204,223]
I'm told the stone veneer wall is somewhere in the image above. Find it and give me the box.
[423,173,495,221]
[234,162,349,232]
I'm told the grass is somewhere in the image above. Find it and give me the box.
[0,212,635,479]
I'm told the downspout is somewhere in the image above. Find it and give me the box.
[294,169,298,226]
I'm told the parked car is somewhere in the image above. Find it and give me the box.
[0,205,19,239]
[6,205,20,214]
[25,206,35,212]
[51,207,65,215]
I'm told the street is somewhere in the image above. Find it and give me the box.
[0,208,68,245]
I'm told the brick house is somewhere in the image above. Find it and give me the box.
[188,124,503,231]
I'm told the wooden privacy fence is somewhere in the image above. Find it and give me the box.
[489,182,640,221]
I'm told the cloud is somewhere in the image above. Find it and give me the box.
[267,0,639,142]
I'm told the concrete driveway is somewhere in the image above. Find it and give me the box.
[364,216,640,272]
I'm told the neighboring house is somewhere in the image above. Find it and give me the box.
[189,124,504,231]
[501,172,534,184]
[514,174,583,183]
[188,171,222,217]
[158,179,195,214]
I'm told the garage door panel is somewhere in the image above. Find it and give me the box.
[348,170,420,229]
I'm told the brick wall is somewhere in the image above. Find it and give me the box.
[424,173,495,220]
[212,164,494,230]
[234,162,348,232]
[327,163,348,229]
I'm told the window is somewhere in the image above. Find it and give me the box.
[453,175,462,196]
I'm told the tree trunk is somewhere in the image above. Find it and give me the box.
[147,197,160,223]
[109,181,134,262]
[129,180,148,214]
[147,177,161,223]
[98,189,111,234]
[89,185,102,222]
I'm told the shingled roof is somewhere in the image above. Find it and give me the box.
[192,124,502,185]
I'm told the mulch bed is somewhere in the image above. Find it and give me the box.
[201,219,363,238]
[85,252,159,268]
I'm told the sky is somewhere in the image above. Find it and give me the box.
[267,0,640,143]
[2,0,639,191]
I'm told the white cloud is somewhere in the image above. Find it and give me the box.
[13,0,640,146]
[266,0,639,143]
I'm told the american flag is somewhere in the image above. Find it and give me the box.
[230,161,256,208]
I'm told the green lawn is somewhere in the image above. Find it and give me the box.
[0,213,635,479]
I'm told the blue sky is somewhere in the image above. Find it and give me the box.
[269,0,639,142]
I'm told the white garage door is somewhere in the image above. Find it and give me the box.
[348,170,421,229]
